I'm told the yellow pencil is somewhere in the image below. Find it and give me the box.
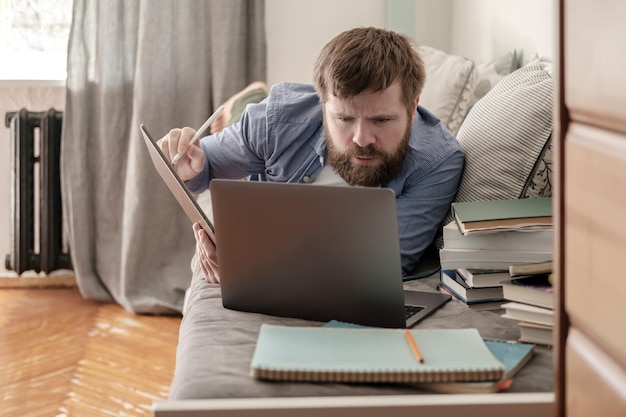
[405,330,424,363]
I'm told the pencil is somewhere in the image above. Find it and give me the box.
[405,330,424,363]
[172,105,225,164]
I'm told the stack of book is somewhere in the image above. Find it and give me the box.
[501,261,554,346]
[438,197,553,311]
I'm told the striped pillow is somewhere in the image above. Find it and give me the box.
[442,62,553,229]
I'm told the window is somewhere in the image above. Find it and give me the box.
[0,0,72,81]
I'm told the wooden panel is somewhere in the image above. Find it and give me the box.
[564,123,626,366]
[564,0,626,133]
[566,328,626,416]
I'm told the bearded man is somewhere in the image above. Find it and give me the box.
[159,27,464,283]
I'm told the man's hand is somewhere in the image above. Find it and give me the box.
[157,127,205,181]
[193,222,220,283]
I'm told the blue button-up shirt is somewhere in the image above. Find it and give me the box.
[187,82,464,275]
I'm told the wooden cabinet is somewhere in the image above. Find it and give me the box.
[557,0,626,415]
[565,329,626,416]
[563,0,626,132]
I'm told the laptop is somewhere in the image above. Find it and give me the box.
[140,124,450,328]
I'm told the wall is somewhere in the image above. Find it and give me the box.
[265,0,387,86]
[0,0,556,275]
[413,0,555,62]
[447,0,556,62]
[265,0,555,85]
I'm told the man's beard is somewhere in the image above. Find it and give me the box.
[325,122,411,187]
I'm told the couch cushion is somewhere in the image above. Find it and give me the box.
[469,49,521,110]
[440,62,553,231]
[419,46,478,136]
[229,84,268,125]
[210,81,268,133]
[172,261,554,399]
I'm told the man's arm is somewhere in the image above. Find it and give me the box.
[396,149,464,275]
[185,99,270,193]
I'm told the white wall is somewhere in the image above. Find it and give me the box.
[266,0,556,85]
[414,0,556,62]
[413,0,454,52]
[448,0,556,62]
[265,0,387,86]
[266,0,557,85]
[0,0,556,275]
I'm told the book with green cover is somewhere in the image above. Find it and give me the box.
[250,324,505,384]
[451,197,553,235]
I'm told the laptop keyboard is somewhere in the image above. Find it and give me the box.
[404,305,425,319]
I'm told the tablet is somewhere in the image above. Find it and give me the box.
[139,123,215,244]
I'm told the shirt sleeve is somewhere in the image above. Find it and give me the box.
[186,82,323,192]
[186,99,270,194]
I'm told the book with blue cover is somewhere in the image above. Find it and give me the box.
[457,268,511,288]
[321,321,535,392]
[437,283,506,311]
[414,339,535,393]
[250,324,505,384]
[440,269,504,302]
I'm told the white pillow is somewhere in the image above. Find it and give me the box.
[469,49,521,109]
[418,46,478,135]
[453,62,554,206]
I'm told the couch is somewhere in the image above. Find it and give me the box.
[163,46,555,403]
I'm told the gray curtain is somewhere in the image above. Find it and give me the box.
[61,0,266,314]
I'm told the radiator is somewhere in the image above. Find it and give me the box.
[5,109,72,274]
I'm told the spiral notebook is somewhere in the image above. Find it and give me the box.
[250,324,505,384]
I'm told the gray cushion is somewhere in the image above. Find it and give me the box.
[170,256,553,399]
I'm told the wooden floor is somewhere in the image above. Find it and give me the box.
[0,285,182,417]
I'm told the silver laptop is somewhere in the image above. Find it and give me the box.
[140,124,450,328]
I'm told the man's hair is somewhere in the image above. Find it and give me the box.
[313,27,426,113]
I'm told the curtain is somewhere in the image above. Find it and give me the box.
[61,0,266,314]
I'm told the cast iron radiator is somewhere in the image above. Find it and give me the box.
[5,109,72,274]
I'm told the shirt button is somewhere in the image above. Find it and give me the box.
[303,176,311,183]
